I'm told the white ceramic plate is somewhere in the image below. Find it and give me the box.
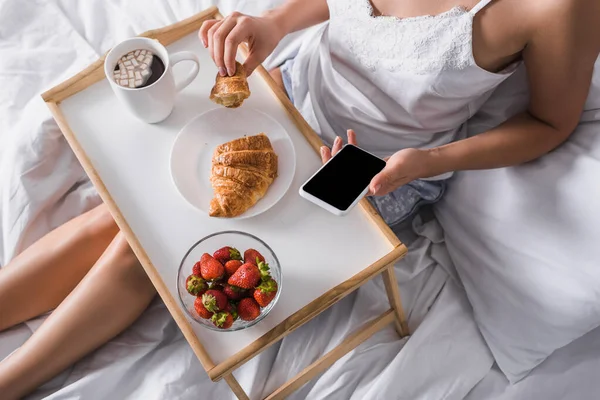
[170,107,296,219]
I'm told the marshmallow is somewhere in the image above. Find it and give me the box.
[113,49,159,88]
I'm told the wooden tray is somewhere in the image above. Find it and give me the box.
[42,7,408,400]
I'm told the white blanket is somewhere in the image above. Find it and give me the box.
[1,1,599,399]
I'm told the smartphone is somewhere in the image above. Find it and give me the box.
[299,144,386,216]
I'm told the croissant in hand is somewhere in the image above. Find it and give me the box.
[209,133,278,217]
[209,62,251,108]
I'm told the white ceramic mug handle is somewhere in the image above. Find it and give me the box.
[170,51,200,92]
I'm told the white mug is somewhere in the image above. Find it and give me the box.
[104,37,200,123]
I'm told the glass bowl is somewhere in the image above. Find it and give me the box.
[176,231,282,332]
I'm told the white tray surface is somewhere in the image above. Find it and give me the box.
[60,33,394,364]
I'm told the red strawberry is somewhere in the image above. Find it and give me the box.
[253,279,278,307]
[227,301,239,321]
[213,246,242,265]
[193,253,212,275]
[223,284,248,300]
[194,297,214,319]
[185,275,208,296]
[224,260,243,276]
[200,255,225,281]
[211,311,234,329]
[243,249,265,266]
[237,298,261,321]
[228,263,261,289]
[192,262,201,276]
[202,289,228,312]
[208,280,225,290]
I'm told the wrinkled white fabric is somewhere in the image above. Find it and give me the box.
[435,57,600,383]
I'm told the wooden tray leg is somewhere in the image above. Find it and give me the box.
[382,265,409,337]
[225,374,250,400]
[263,310,395,400]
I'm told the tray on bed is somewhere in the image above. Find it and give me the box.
[41,7,408,400]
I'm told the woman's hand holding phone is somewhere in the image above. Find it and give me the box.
[320,130,430,197]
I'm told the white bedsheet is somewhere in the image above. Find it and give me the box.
[1,1,599,399]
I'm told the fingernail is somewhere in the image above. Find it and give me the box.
[372,184,381,194]
[227,68,234,76]
[320,146,326,156]
[218,67,227,76]
[201,39,207,48]
[334,136,341,144]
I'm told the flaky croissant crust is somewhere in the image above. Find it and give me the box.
[209,62,251,108]
[209,133,278,217]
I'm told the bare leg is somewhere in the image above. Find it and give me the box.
[0,204,119,331]
[0,232,156,399]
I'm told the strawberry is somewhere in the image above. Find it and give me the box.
[223,284,248,300]
[192,262,202,276]
[228,263,261,289]
[254,279,278,307]
[243,249,265,266]
[185,275,208,296]
[237,298,261,321]
[193,253,212,275]
[227,301,239,321]
[201,289,228,313]
[224,260,243,276]
[211,311,234,329]
[194,297,213,319]
[200,255,225,281]
[208,280,224,290]
[213,246,242,265]
[193,253,211,274]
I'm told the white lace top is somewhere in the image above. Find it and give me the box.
[289,0,519,178]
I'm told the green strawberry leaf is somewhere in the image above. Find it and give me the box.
[257,260,271,282]
[257,279,277,293]
[187,276,207,295]
[202,294,218,313]
[229,248,242,261]
[211,312,228,327]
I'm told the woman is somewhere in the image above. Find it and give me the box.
[0,0,598,398]
[200,0,600,225]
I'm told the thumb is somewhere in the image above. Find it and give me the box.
[369,168,392,196]
[243,51,261,76]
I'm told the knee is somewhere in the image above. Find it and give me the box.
[85,203,118,237]
[104,233,153,291]
[109,233,140,269]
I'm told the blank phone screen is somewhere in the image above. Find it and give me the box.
[302,145,386,211]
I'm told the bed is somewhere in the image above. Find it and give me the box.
[1,1,600,399]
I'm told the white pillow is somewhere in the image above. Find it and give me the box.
[435,60,600,383]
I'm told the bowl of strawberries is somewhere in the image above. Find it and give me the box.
[177,231,281,331]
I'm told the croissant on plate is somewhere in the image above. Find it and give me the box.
[209,133,278,217]
[209,62,251,108]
